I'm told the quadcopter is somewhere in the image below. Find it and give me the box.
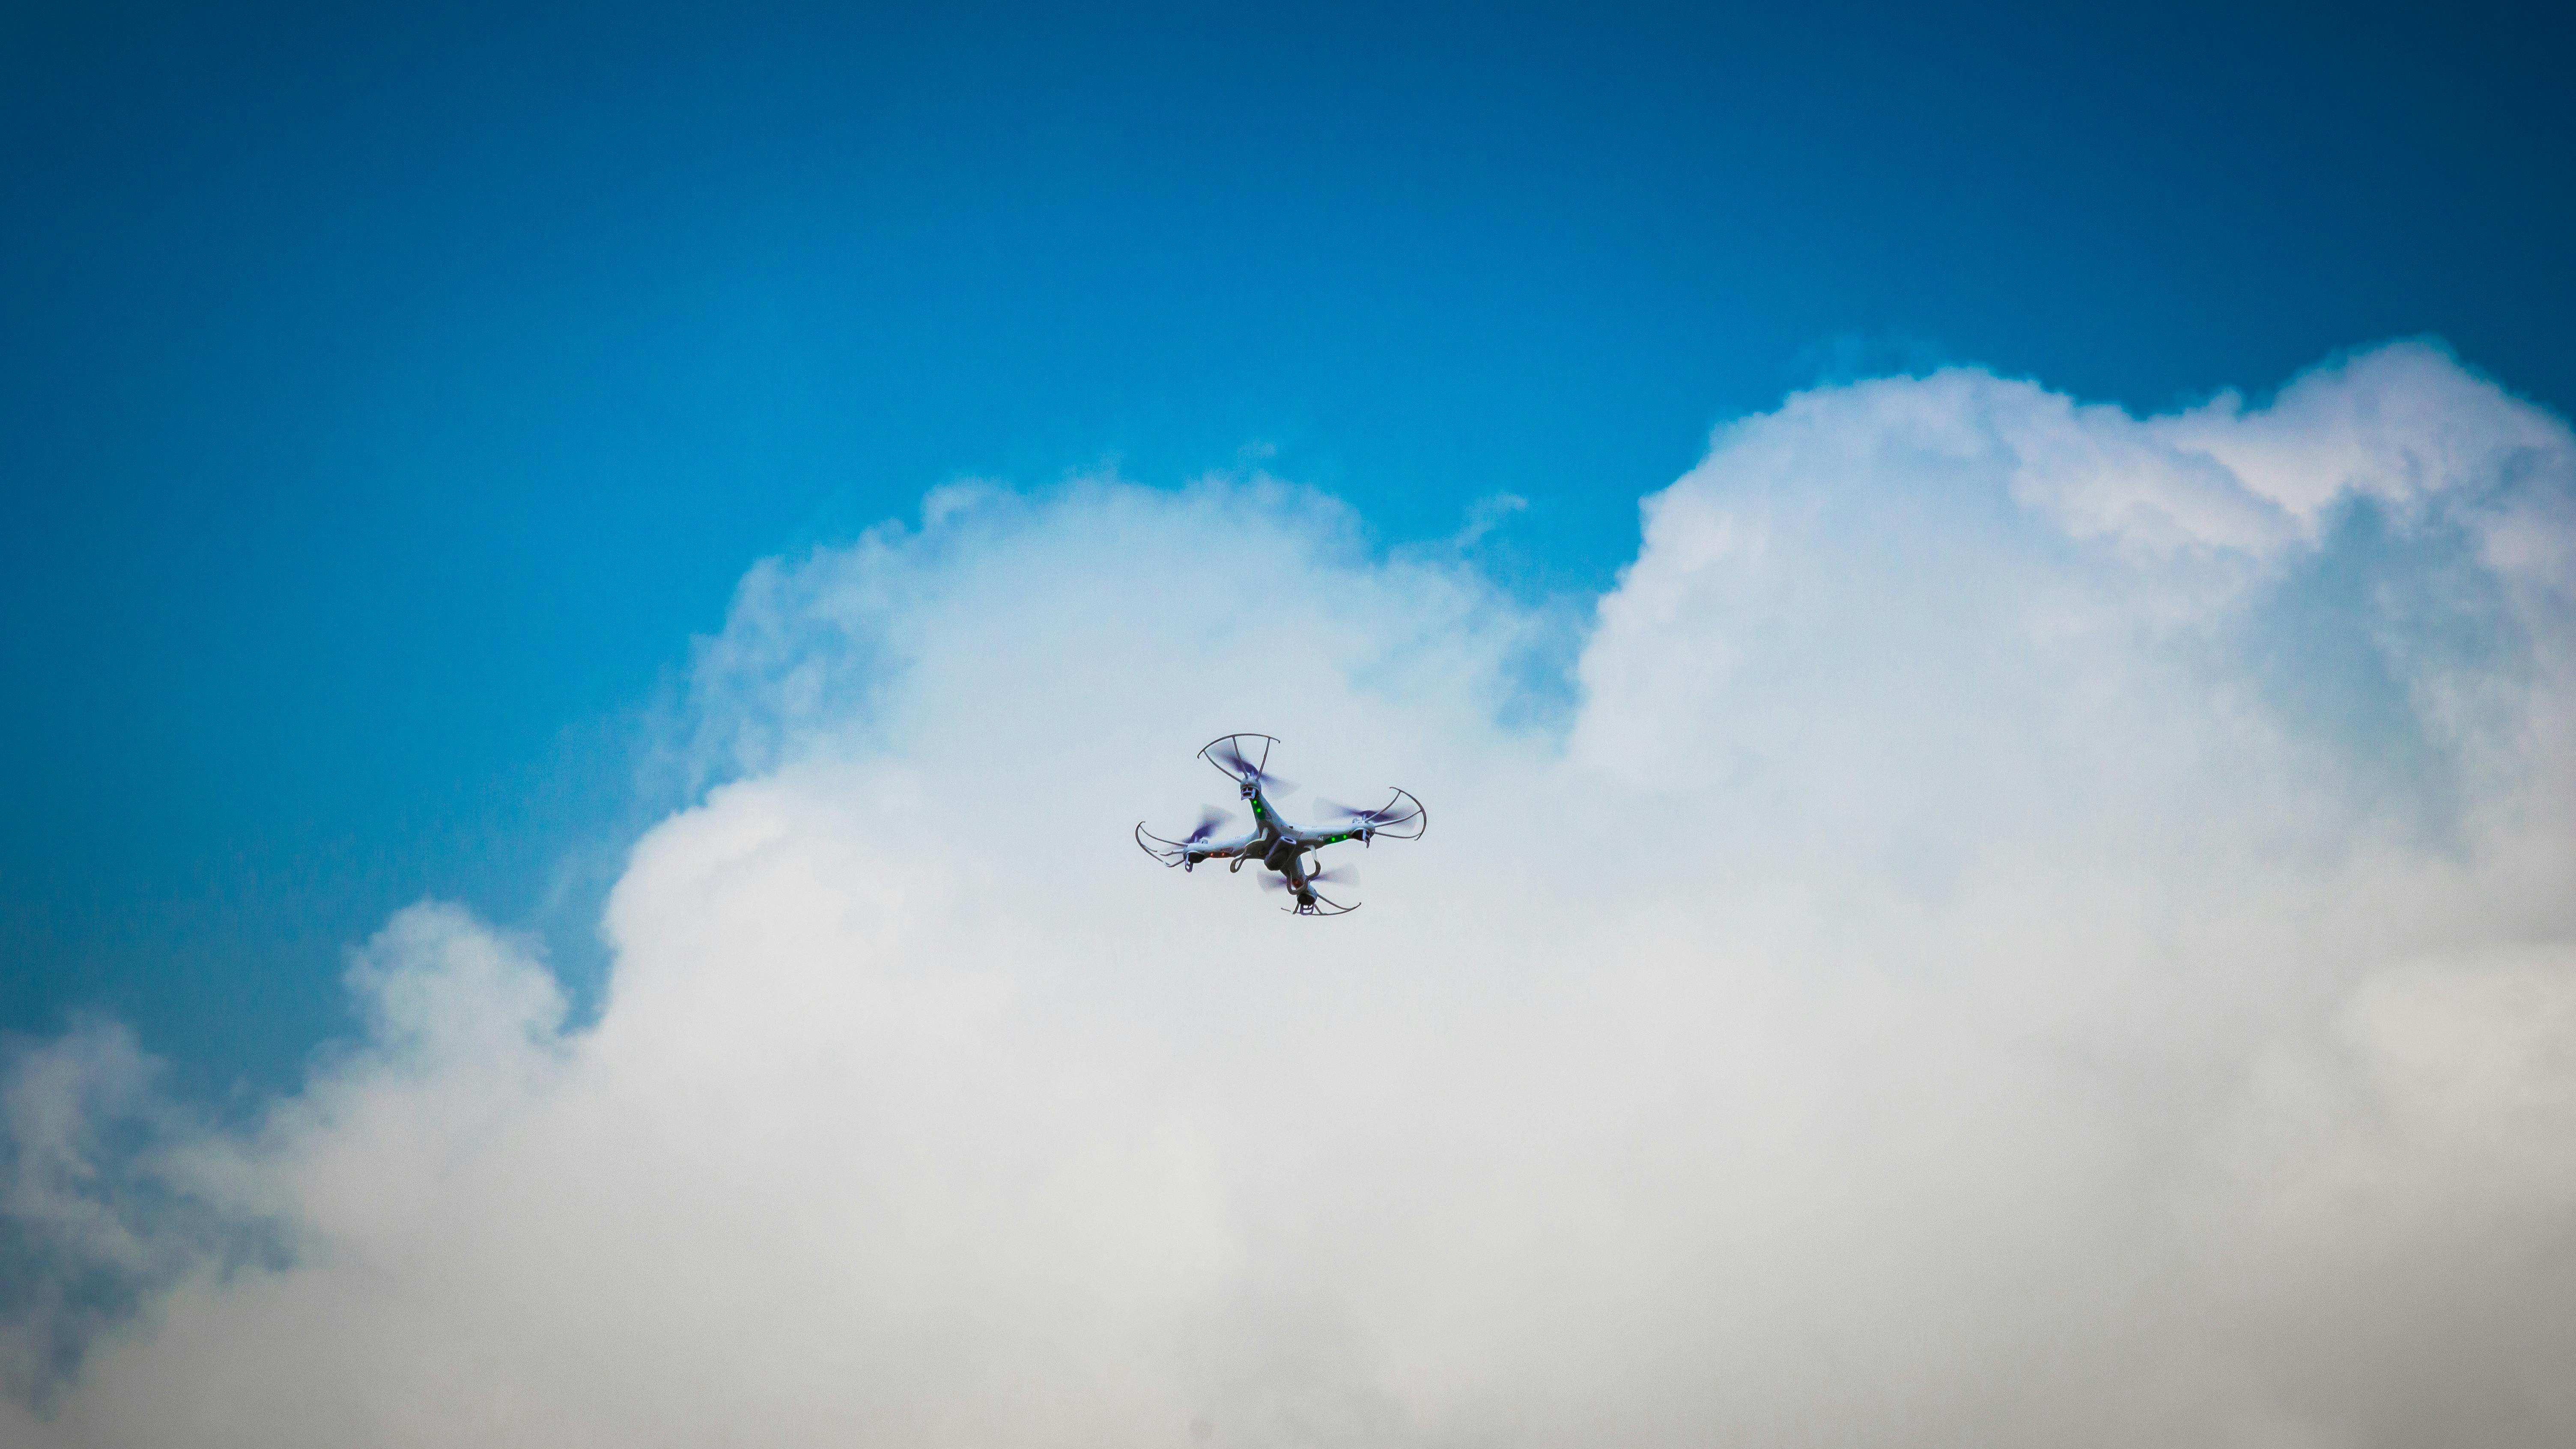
[1134,733,1427,916]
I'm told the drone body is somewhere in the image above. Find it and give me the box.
[1135,734,1427,915]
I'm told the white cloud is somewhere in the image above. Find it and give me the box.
[6,343,2575,1446]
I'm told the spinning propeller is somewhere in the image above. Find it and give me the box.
[1179,806,1234,846]
[1316,787,1429,839]
[1202,734,1296,795]
[1320,798,1410,827]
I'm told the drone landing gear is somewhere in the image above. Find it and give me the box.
[1257,861,1360,918]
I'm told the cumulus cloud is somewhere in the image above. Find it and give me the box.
[5,340,2573,1447]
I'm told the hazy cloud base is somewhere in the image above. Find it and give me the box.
[6,342,2573,1447]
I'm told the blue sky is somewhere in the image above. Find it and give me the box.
[5,0,2572,1100]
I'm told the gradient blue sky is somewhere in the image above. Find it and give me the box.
[5,0,2571,1095]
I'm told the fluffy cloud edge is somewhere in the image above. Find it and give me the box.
[3,340,2573,1446]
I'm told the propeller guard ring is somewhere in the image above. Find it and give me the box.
[1198,733,1285,790]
